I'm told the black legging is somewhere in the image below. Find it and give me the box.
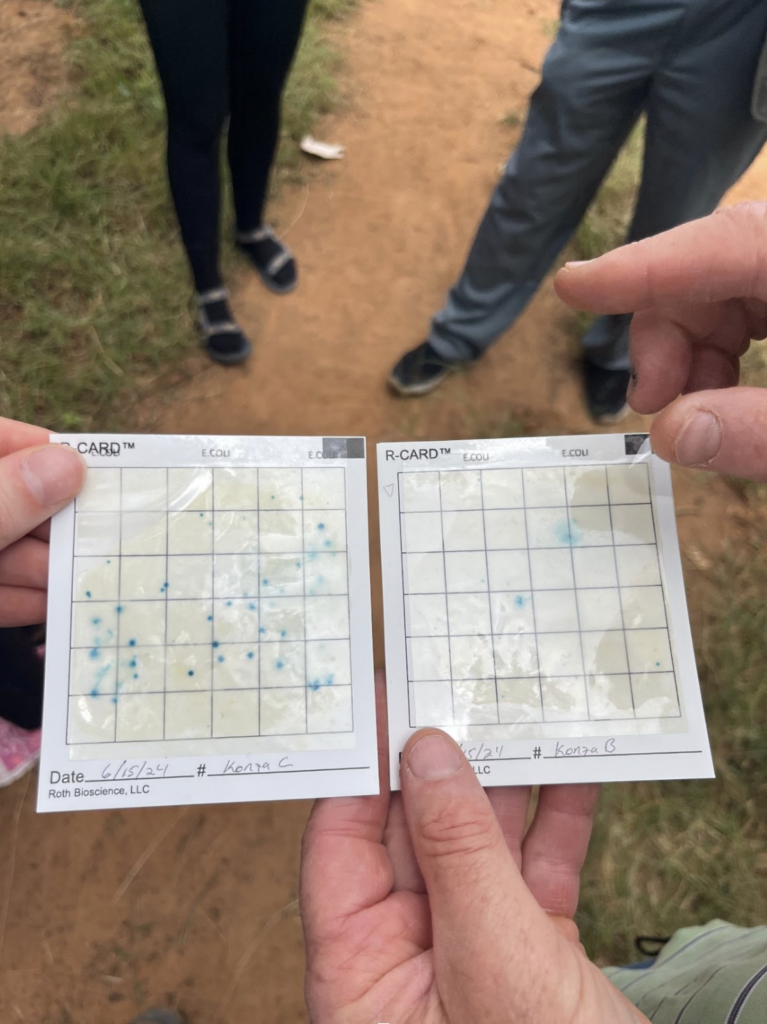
[139,0,310,292]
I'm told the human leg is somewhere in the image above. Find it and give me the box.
[227,0,310,291]
[583,0,767,373]
[425,1,675,365]
[138,0,251,362]
[138,0,228,292]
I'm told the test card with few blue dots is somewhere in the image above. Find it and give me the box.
[378,433,714,790]
[38,435,377,812]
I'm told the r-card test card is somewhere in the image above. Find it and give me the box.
[378,433,714,789]
[39,435,377,812]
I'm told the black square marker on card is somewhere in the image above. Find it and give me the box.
[624,433,650,456]
[322,437,365,459]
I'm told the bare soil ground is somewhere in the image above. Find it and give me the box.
[2,0,767,1021]
[0,0,75,137]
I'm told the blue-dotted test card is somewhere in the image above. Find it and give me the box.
[378,433,714,790]
[38,434,377,812]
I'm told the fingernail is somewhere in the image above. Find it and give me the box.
[564,260,593,268]
[673,410,722,467]
[407,733,463,781]
[20,446,86,507]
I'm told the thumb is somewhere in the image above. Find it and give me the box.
[0,444,87,550]
[400,730,572,1021]
[650,387,767,481]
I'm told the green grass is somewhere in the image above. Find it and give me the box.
[558,121,644,343]
[0,0,354,431]
[571,121,645,262]
[579,518,767,964]
[541,17,560,40]
[498,111,522,130]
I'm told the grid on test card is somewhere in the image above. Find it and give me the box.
[67,466,354,746]
[398,464,681,729]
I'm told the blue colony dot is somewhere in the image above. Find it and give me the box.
[262,578,269,586]
[275,660,284,670]
[655,661,661,667]
[128,638,136,647]
[85,590,92,599]
[317,522,325,531]
[554,519,582,547]
[89,647,100,660]
[308,679,320,692]
[247,651,255,660]
[212,641,220,648]
[295,562,301,569]
[271,494,275,500]
[90,686,100,697]
[188,670,195,677]
[116,605,124,614]
[199,512,204,518]
[111,696,118,705]
[280,629,287,638]
[218,655,225,663]
[207,614,213,621]
[133,673,139,680]
[226,600,233,607]
[248,602,257,611]
[107,560,112,564]
[324,539,332,548]
[514,595,526,608]
[92,617,102,626]
[259,626,266,634]
[129,658,137,669]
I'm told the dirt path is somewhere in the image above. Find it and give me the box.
[2,0,767,1021]
[0,0,75,137]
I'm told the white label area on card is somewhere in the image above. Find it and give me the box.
[378,434,713,788]
[39,435,377,812]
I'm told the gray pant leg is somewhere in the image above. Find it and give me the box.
[583,0,767,371]
[427,2,685,362]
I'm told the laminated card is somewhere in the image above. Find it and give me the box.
[378,434,714,789]
[39,435,377,811]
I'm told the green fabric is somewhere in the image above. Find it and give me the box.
[606,921,767,1022]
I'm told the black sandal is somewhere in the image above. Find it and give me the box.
[235,225,298,294]
[196,287,252,365]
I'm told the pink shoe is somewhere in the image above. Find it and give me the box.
[0,716,40,787]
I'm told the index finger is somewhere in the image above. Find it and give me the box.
[554,203,767,314]
[0,417,51,459]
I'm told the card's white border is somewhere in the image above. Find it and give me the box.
[377,434,714,789]
[38,435,378,812]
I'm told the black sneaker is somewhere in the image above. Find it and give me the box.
[583,361,630,423]
[388,341,458,396]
